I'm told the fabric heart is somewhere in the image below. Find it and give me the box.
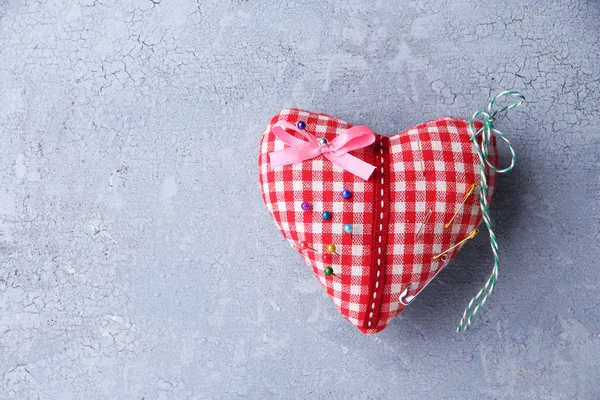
[258,109,498,334]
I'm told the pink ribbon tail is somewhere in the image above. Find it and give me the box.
[325,152,376,181]
[268,121,376,180]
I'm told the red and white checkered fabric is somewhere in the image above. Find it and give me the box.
[258,109,497,334]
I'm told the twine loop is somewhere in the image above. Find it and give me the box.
[457,91,525,332]
[469,91,524,174]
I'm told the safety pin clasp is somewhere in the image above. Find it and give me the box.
[399,254,449,306]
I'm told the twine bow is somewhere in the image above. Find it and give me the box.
[269,121,376,180]
[458,91,525,332]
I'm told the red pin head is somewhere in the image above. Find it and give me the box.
[298,241,316,252]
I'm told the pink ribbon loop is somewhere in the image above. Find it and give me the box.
[268,121,376,180]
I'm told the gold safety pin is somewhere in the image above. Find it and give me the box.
[444,183,478,229]
[432,228,479,260]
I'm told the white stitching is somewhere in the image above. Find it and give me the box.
[369,138,386,329]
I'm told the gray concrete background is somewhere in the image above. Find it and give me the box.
[1,0,599,399]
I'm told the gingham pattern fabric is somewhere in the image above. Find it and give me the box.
[258,109,497,334]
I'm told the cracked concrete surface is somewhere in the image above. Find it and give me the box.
[1,0,599,398]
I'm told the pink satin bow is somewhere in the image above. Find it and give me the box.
[268,121,376,180]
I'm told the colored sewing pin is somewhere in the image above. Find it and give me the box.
[432,229,479,260]
[324,266,337,277]
[444,183,478,228]
[326,244,340,256]
[298,241,316,252]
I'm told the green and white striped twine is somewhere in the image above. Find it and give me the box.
[457,91,525,332]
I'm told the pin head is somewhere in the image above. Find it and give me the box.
[297,121,306,130]
[324,267,334,276]
[323,253,332,263]
[322,211,332,220]
[301,201,312,211]
[299,241,308,250]
[318,137,328,147]
[343,224,353,233]
[341,189,352,199]
[327,244,336,254]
